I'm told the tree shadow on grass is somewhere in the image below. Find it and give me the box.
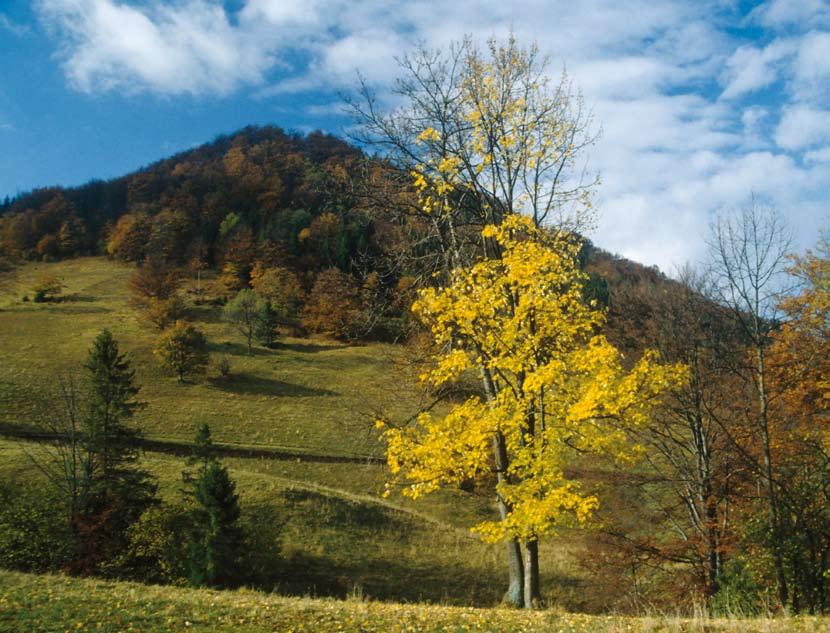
[185,303,223,324]
[270,550,511,606]
[274,340,348,354]
[40,304,110,314]
[207,341,273,357]
[207,373,336,397]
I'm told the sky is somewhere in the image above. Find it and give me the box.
[0,0,829,272]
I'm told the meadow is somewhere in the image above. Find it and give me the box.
[2,569,829,633]
[0,258,589,609]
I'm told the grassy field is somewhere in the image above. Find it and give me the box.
[0,257,424,456]
[0,258,595,610]
[3,569,829,633]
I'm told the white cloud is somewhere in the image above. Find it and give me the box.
[753,0,830,30]
[804,147,830,163]
[720,39,795,100]
[792,30,830,103]
[775,105,830,150]
[0,13,29,35]
[37,0,274,95]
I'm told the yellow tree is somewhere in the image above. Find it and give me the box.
[354,36,601,606]
[379,216,686,607]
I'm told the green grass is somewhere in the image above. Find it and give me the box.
[3,569,830,633]
[0,258,609,611]
[0,257,423,456]
[0,436,587,607]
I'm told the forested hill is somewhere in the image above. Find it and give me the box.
[0,126,368,268]
[0,124,672,347]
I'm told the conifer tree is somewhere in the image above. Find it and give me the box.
[185,425,242,588]
[182,423,216,487]
[78,329,156,569]
[255,300,278,348]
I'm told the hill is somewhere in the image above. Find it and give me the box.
[0,126,371,269]
[0,257,594,609]
[0,124,676,348]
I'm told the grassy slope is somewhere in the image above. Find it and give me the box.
[0,257,420,456]
[0,436,586,607]
[0,258,589,609]
[3,570,829,633]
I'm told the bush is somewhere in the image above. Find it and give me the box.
[217,356,231,378]
[105,504,189,585]
[710,558,767,616]
[0,484,75,573]
[154,321,210,382]
[32,275,64,303]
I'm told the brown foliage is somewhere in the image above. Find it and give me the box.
[128,257,180,304]
[107,213,151,262]
[301,268,363,340]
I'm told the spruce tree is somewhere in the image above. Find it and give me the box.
[181,423,215,487]
[185,425,242,587]
[255,300,278,348]
[78,329,156,569]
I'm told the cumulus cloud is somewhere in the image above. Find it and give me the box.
[775,106,830,150]
[37,0,273,95]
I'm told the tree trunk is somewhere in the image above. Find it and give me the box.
[523,539,541,609]
[493,433,524,607]
[504,538,524,607]
[482,365,525,608]
[757,345,789,609]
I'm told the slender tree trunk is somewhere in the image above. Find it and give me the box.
[493,432,524,607]
[757,345,789,609]
[523,538,541,608]
[481,364,524,607]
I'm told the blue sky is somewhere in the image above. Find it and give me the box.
[1,0,829,271]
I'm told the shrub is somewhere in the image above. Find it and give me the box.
[105,504,189,585]
[0,484,75,573]
[217,356,231,378]
[32,275,63,303]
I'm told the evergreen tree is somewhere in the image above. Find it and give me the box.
[182,423,216,487]
[185,429,242,588]
[77,329,156,570]
[255,300,278,348]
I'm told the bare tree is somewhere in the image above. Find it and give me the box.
[707,197,793,608]
[24,376,91,528]
[635,265,745,599]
